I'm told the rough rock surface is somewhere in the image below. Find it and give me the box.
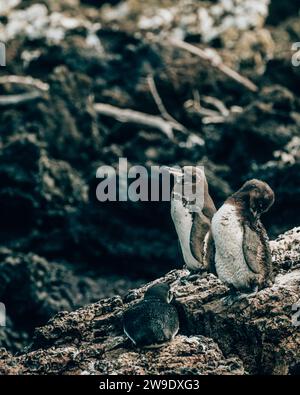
[0,227,299,375]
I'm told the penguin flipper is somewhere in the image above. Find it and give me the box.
[256,220,274,285]
[190,212,210,267]
[242,224,262,274]
[204,230,217,275]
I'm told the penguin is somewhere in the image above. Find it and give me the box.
[165,166,216,272]
[123,283,179,348]
[210,179,275,299]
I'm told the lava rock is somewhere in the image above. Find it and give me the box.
[0,227,299,374]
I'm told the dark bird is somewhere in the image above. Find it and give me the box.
[210,179,275,300]
[165,166,216,272]
[123,283,179,348]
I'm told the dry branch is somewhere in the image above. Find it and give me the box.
[170,38,258,93]
[146,75,207,146]
[0,75,49,106]
[0,91,44,106]
[202,96,230,117]
[146,75,187,134]
[184,90,243,124]
[0,75,49,91]
[94,103,180,139]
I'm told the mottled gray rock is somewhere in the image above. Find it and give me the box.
[0,227,299,375]
[270,227,300,272]
[101,0,270,44]
[0,334,245,375]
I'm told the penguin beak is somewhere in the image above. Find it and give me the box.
[167,290,174,303]
[163,166,183,178]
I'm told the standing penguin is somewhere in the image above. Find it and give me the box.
[123,283,179,348]
[165,166,216,272]
[210,179,275,298]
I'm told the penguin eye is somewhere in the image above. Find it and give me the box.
[257,199,268,212]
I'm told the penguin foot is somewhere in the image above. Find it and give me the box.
[222,287,259,306]
[180,269,206,284]
[222,294,241,307]
[179,274,199,285]
[238,286,259,301]
[142,341,169,350]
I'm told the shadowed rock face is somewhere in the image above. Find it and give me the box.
[0,248,144,353]
[0,227,299,375]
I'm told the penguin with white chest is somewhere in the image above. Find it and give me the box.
[123,283,179,348]
[210,179,275,299]
[165,166,216,272]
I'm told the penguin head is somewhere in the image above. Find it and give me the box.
[164,166,206,212]
[237,179,275,218]
[144,283,173,303]
[164,166,204,185]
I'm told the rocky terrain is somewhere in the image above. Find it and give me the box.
[0,0,300,372]
[0,227,299,375]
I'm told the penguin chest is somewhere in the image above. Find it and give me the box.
[211,203,255,290]
[171,197,201,270]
